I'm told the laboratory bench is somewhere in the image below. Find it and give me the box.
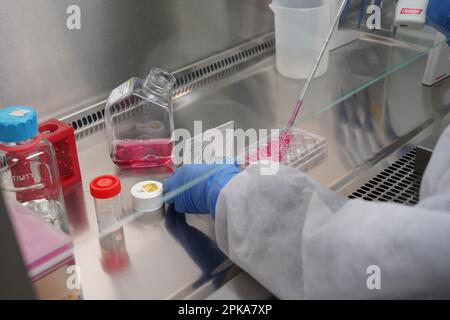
[61,31,450,299]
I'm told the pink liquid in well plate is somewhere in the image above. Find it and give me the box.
[113,139,173,168]
[245,132,293,164]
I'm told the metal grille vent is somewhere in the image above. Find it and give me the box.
[71,109,105,131]
[172,35,275,99]
[348,149,422,206]
[63,33,276,139]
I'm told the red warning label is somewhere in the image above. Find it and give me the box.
[400,8,423,15]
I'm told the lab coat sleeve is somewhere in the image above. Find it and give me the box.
[215,127,450,299]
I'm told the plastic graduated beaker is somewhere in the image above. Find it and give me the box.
[270,0,333,79]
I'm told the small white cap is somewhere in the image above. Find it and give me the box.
[131,181,164,213]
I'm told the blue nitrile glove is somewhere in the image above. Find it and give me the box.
[427,0,450,40]
[163,162,240,218]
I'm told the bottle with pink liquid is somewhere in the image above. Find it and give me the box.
[105,68,176,168]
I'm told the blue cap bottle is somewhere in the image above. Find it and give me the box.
[0,106,38,143]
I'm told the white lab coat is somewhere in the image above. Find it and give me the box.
[215,126,450,299]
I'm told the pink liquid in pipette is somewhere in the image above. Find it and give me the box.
[287,99,304,130]
[112,139,173,168]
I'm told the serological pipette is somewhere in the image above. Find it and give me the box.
[284,0,350,133]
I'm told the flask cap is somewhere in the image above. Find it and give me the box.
[90,175,122,199]
[0,106,38,143]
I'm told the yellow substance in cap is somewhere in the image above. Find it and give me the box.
[142,183,159,193]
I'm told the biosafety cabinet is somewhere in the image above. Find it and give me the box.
[0,0,449,299]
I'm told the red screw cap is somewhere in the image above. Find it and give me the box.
[90,175,121,199]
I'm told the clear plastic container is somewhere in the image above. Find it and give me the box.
[89,175,123,233]
[0,106,69,234]
[99,227,129,273]
[105,68,176,169]
[270,0,333,79]
[238,128,328,171]
[90,175,129,272]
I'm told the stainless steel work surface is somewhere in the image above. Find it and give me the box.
[68,131,239,299]
[67,37,450,299]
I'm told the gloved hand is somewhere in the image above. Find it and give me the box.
[163,162,240,217]
[427,0,450,39]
